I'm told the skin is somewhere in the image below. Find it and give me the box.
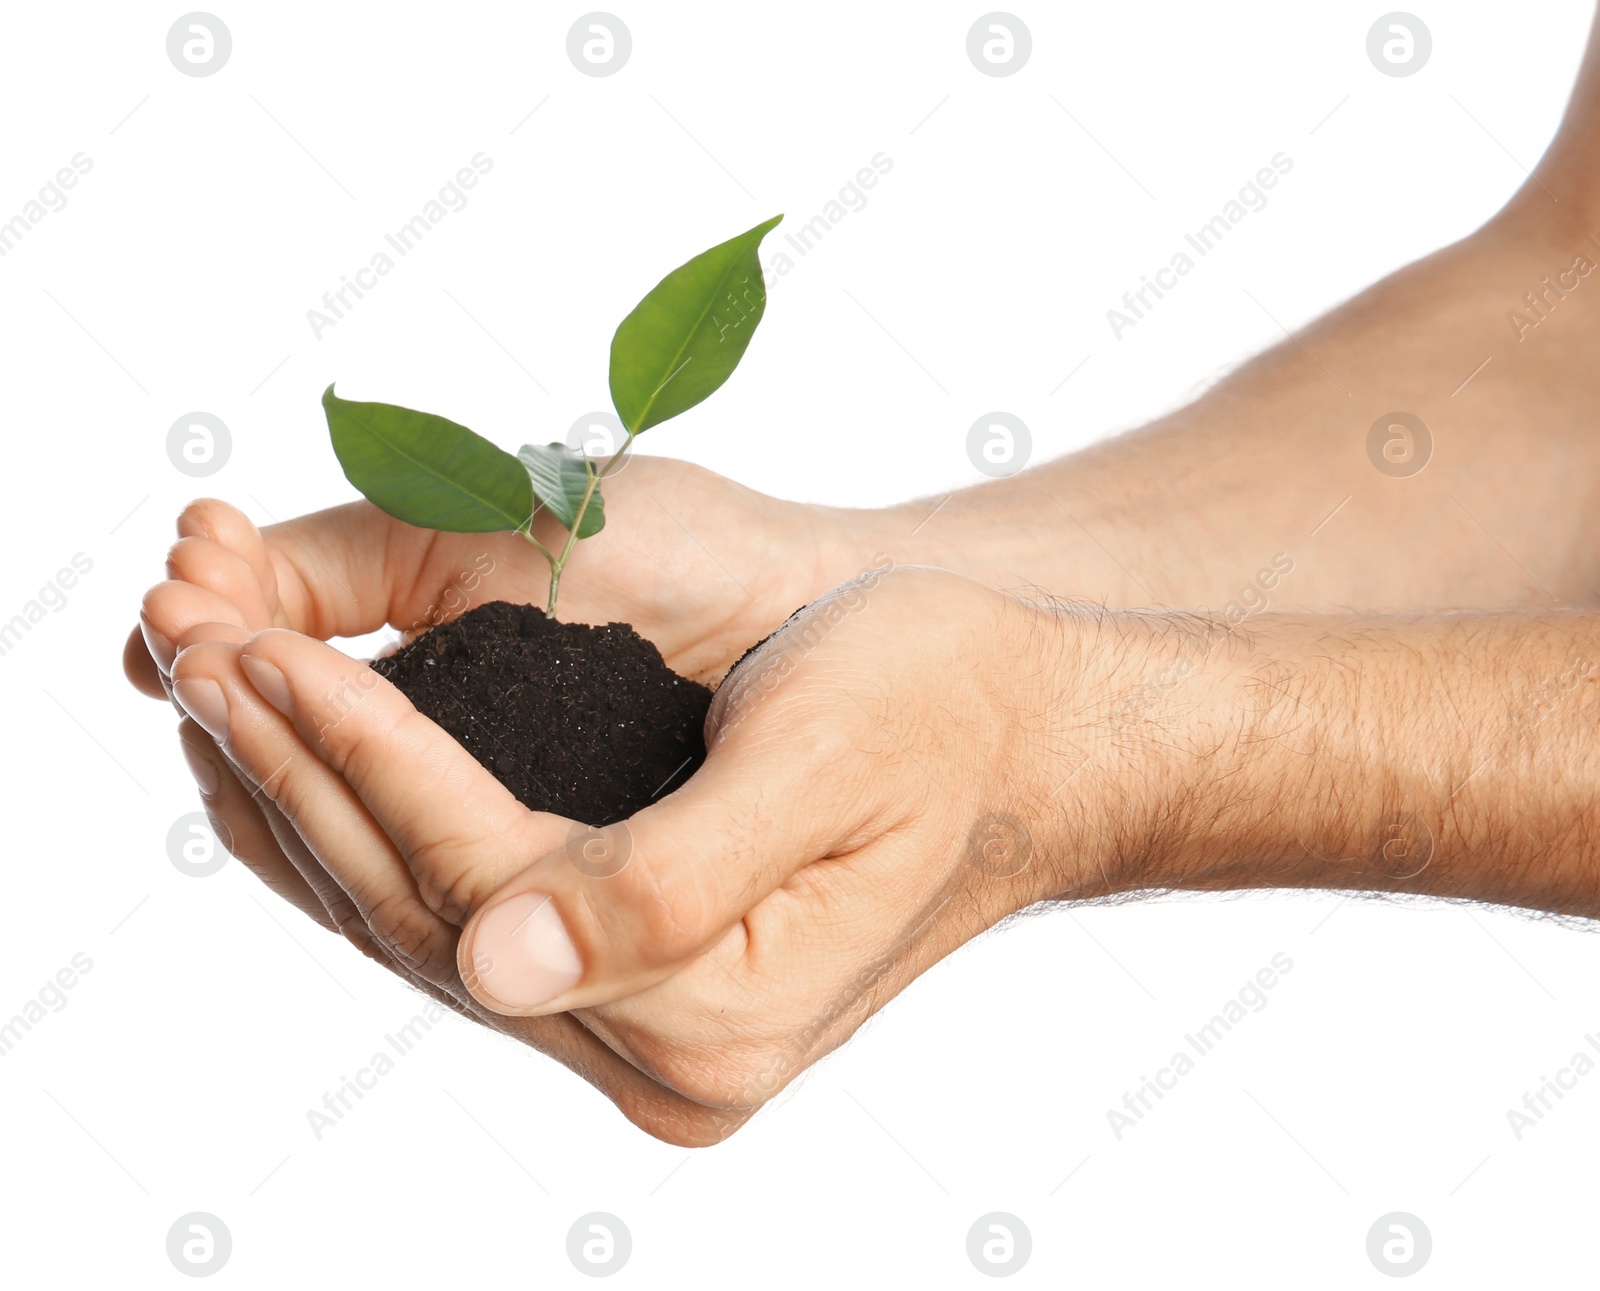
[128,9,1600,1146]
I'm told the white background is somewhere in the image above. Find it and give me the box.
[1,0,1596,1284]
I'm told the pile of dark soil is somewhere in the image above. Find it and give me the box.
[372,600,712,825]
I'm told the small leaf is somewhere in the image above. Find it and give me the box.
[323,385,531,533]
[609,214,783,435]
[517,442,606,538]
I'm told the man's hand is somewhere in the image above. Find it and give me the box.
[162,566,1105,1138]
[127,457,860,945]
[125,457,896,1143]
[127,455,856,697]
[133,458,1600,1144]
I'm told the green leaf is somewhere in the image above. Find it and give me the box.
[323,385,532,533]
[517,442,606,538]
[609,214,784,435]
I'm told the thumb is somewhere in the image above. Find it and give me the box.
[455,693,876,1017]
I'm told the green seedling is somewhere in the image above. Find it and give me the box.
[323,214,783,617]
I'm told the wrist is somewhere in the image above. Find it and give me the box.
[1018,603,1283,902]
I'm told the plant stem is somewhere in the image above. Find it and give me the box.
[534,433,637,619]
[516,526,561,610]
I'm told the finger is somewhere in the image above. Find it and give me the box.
[201,719,470,993]
[582,825,994,1110]
[243,780,453,979]
[179,497,402,641]
[234,628,564,918]
[175,717,338,932]
[141,580,249,675]
[132,502,276,697]
[165,536,275,630]
[134,616,251,714]
[149,619,252,714]
[261,503,541,643]
[170,638,463,988]
[124,625,166,698]
[181,643,754,1146]
[454,679,895,1017]
[186,685,488,996]
[171,633,758,1146]
[259,502,435,640]
[176,499,280,605]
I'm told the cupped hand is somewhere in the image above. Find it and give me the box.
[127,454,850,698]
[126,456,897,1142]
[161,564,1101,1142]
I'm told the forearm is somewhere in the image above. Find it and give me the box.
[828,224,1600,614]
[833,10,1600,616]
[1047,607,1600,917]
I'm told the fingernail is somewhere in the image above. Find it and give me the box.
[179,737,222,796]
[141,618,176,671]
[240,654,292,716]
[172,677,230,743]
[469,892,582,1011]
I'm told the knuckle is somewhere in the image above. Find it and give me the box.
[410,839,490,923]
[164,535,205,581]
[785,715,863,768]
[138,582,167,622]
[608,851,715,967]
[364,889,455,984]
[314,881,363,935]
[336,920,390,968]
[320,686,405,772]
[176,498,225,540]
[251,753,303,819]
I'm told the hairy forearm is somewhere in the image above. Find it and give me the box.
[1044,608,1600,917]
